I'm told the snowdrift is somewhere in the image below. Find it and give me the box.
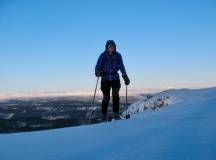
[0,87,216,160]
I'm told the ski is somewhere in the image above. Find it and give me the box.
[94,113,130,123]
[107,114,130,122]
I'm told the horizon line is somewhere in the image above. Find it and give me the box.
[0,86,216,100]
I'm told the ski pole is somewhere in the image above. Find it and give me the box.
[89,76,99,122]
[126,85,128,106]
[125,85,130,119]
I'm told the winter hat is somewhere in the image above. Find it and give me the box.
[105,40,116,51]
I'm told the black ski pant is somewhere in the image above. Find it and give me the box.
[101,79,121,115]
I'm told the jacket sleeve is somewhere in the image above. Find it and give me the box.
[95,53,104,73]
[118,53,127,76]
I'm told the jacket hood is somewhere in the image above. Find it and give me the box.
[105,40,116,52]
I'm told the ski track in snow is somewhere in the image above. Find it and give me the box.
[0,87,216,160]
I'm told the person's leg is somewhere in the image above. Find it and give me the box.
[111,79,121,114]
[101,80,111,115]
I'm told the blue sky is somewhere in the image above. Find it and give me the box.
[0,0,216,93]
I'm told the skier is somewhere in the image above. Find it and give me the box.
[95,40,130,120]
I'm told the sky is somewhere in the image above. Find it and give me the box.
[0,0,216,93]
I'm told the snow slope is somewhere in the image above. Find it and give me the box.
[124,87,216,115]
[0,88,216,160]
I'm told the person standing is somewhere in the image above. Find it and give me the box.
[95,40,130,119]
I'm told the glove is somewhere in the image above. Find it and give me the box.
[123,75,130,85]
[95,70,103,77]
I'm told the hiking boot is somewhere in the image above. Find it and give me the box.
[113,112,121,120]
[101,114,108,121]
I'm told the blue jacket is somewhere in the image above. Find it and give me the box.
[95,51,127,80]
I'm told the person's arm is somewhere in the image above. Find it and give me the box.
[118,53,130,85]
[118,53,127,76]
[95,54,104,77]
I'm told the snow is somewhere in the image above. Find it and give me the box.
[42,115,70,120]
[124,87,216,116]
[0,113,14,119]
[0,88,216,160]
